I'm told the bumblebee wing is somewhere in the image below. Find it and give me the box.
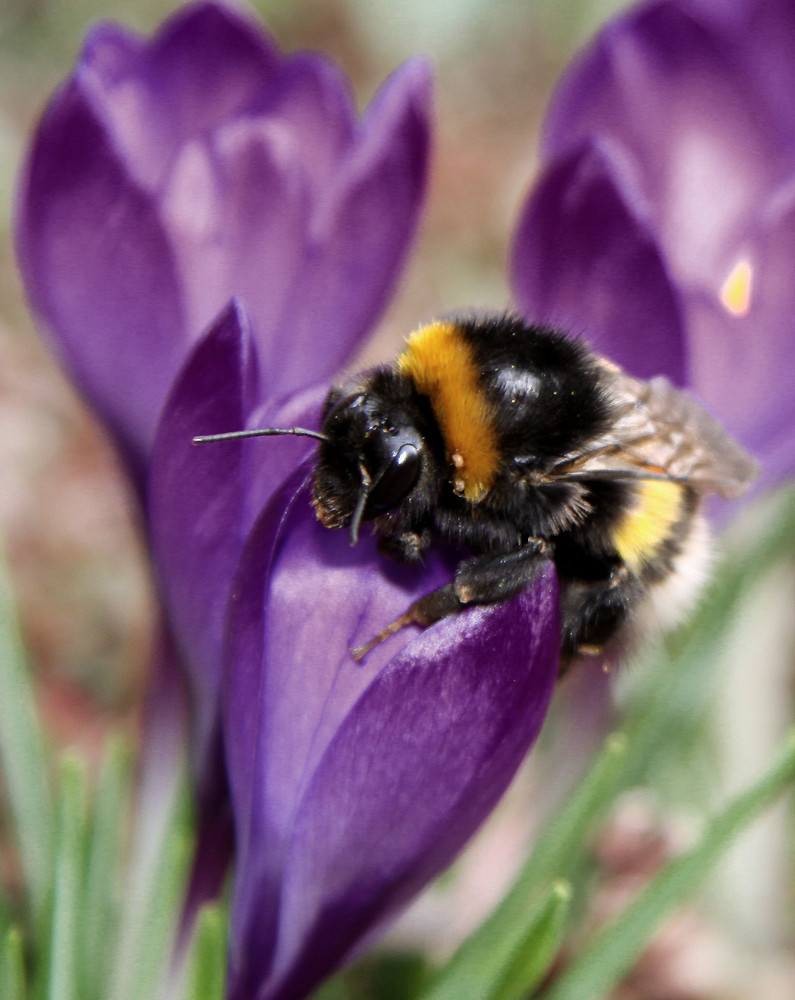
[554,372,759,498]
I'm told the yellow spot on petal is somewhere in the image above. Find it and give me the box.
[719,258,753,316]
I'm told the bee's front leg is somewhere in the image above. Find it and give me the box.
[351,538,551,660]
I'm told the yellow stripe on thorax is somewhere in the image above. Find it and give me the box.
[397,321,499,502]
[612,480,685,573]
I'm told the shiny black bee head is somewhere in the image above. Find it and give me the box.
[192,369,432,547]
[313,373,429,544]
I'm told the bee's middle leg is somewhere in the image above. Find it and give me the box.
[351,539,552,660]
[452,538,552,606]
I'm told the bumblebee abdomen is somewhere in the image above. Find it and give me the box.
[610,480,694,577]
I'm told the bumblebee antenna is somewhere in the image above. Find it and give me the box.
[192,427,330,445]
[349,465,372,547]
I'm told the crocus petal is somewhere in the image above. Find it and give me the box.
[745,181,795,469]
[141,2,281,153]
[76,0,356,215]
[148,302,333,929]
[77,3,283,191]
[740,0,795,146]
[162,51,355,356]
[512,139,687,383]
[545,0,795,160]
[148,300,261,768]
[16,1,431,476]
[157,112,313,364]
[149,299,330,761]
[224,470,559,999]
[16,74,185,474]
[257,53,355,187]
[540,0,786,300]
[224,468,452,973]
[684,176,795,481]
[264,578,558,1000]
[269,57,432,398]
[236,386,329,533]
[89,8,430,398]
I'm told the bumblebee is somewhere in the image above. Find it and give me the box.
[195,314,758,668]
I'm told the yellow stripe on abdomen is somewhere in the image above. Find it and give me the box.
[612,480,685,574]
[397,321,499,502]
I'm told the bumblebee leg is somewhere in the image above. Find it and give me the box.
[452,537,552,605]
[559,565,641,673]
[377,529,431,563]
[350,585,459,661]
[351,539,551,661]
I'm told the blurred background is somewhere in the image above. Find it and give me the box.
[1,1,793,998]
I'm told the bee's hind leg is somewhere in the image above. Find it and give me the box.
[352,539,551,661]
[559,564,642,674]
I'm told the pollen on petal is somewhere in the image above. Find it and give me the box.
[719,257,753,316]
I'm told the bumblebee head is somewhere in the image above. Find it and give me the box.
[314,389,424,545]
[192,371,427,547]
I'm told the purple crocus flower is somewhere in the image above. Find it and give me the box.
[15,0,439,762]
[512,0,795,486]
[15,3,561,998]
[149,294,559,1000]
[16,0,429,487]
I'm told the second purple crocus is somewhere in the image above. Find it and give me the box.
[512,0,795,487]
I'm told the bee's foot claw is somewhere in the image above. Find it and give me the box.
[350,612,416,662]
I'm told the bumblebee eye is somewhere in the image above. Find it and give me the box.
[368,444,420,510]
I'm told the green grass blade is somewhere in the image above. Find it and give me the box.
[421,734,626,1000]
[541,730,795,1000]
[184,904,227,1000]
[0,890,13,941]
[0,928,26,1000]
[311,976,354,1000]
[46,756,88,1000]
[80,738,132,1000]
[0,550,54,928]
[108,757,191,1000]
[490,881,571,1000]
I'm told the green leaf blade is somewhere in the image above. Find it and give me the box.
[490,880,571,1000]
[0,550,55,929]
[0,927,26,1000]
[541,730,795,1000]
[184,904,227,1000]
[421,734,626,1000]
[108,753,191,1000]
[80,737,132,1000]
[46,756,88,1000]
